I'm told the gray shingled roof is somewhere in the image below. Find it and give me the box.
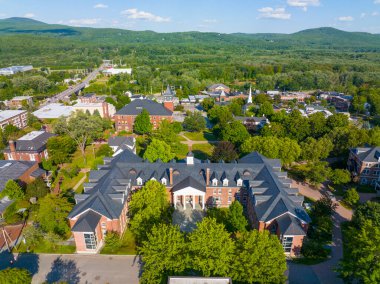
[276,214,307,236]
[353,147,380,163]
[0,160,38,191]
[71,210,102,232]
[115,100,173,116]
[108,136,134,148]
[172,176,206,193]
[4,131,55,153]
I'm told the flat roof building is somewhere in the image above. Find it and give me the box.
[0,110,28,129]
[33,103,74,119]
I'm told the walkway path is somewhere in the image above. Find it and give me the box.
[72,169,90,192]
[0,253,140,284]
[289,181,353,284]
[179,133,218,148]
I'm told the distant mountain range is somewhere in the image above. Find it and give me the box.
[1,17,380,50]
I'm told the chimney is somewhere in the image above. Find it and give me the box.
[206,168,210,186]
[169,168,173,185]
[9,140,16,153]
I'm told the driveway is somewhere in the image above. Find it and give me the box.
[290,181,353,284]
[0,253,140,284]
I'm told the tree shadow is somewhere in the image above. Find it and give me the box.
[0,251,40,277]
[45,256,80,284]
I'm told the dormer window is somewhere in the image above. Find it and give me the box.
[223,178,228,186]
[161,178,167,185]
[136,177,142,186]
[237,178,243,186]
[212,178,218,186]
[150,177,156,181]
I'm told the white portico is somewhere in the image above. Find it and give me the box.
[172,176,206,210]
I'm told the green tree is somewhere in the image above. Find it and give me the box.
[140,224,187,284]
[284,110,310,142]
[220,120,250,146]
[47,135,77,166]
[207,105,233,126]
[257,101,275,117]
[201,98,215,112]
[129,180,170,242]
[53,111,103,162]
[308,112,328,138]
[23,225,44,248]
[0,268,32,284]
[95,144,113,157]
[143,139,175,163]
[343,188,360,207]
[300,137,333,161]
[188,217,234,277]
[326,113,349,129]
[103,231,122,253]
[134,109,153,135]
[306,161,331,185]
[352,201,380,228]
[183,111,206,132]
[25,177,49,199]
[338,220,380,284]
[329,169,351,185]
[0,180,24,200]
[37,194,72,236]
[232,230,287,284]
[226,201,247,233]
[211,141,238,162]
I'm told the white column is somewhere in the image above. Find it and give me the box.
[174,193,177,209]
[193,195,195,209]
[202,194,205,209]
[183,195,186,210]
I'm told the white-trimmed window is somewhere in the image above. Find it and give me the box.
[237,178,243,186]
[218,188,222,195]
[150,177,156,181]
[29,154,35,161]
[228,189,232,195]
[212,178,218,186]
[84,233,97,250]
[223,178,228,186]
[161,178,167,185]
[362,169,370,175]
[137,177,143,186]
[213,189,216,195]
[282,236,293,253]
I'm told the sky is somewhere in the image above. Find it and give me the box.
[0,0,380,34]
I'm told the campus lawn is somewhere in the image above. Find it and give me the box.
[192,143,214,160]
[175,143,190,160]
[100,229,137,255]
[183,131,217,141]
[15,240,76,254]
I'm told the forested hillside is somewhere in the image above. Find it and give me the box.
[0,17,379,110]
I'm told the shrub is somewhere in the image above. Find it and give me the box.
[343,188,360,207]
[301,239,329,259]
[95,144,113,157]
[104,231,122,253]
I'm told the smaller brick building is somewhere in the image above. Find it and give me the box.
[5,96,33,109]
[0,110,27,129]
[4,131,55,162]
[113,99,173,132]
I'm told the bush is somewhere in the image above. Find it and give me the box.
[95,144,113,157]
[301,239,330,259]
[343,188,360,207]
[61,165,80,178]
[3,202,23,224]
[104,231,122,253]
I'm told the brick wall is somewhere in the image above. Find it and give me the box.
[114,114,173,132]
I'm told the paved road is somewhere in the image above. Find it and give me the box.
[0,253,140,284]
[289,181,353,284]
[47,66,103,104]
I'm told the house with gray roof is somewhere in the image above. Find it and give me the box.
[68,149,309,256]
[108,136,136,155]
[348,147,380,187]
[4,131,55,162]
[113,99,173,132]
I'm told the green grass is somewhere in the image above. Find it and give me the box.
[15,241,76,254]
[192,143,214,160]
[183,131,217,141]
[291,257,328,265]
[100,229,137,255]
[356,184,377,193]
[175,143,190,160]
[177,135,187,141]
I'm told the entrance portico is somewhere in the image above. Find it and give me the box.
[172,176,206,210]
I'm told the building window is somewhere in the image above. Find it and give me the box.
[213,189,216,195]
[282,236,293,253]
[161,178,167,185]
[84,233,97,250]
[29,154,35,161]
[228,196,232,204]
[223,179,228,186]
[218,189,222,195]
[228,189,232,195]
[237,179,243,186]
[137,177,143,186]
[212,179,218,186]
[363,169,370,175]
[360,178,368,185]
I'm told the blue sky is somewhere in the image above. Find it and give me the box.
[1,0,380,33]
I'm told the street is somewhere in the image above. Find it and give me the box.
[0,253,140,284]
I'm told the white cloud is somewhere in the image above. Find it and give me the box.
[24,13,35,18]
[68,18,101,26]
[287,0,320,11]
[360,12,367,18]
[94,4,108,9]
[372,11,379,16]
[203,19,218,23]
[374,0,380,4]
[258,7,291,20]
[338,16,354,22]
[121,8,170,22]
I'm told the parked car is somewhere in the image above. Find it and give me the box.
[325,191,337,202]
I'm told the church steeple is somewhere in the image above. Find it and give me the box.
[247,86,253,104]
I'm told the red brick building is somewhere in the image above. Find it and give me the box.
[113,99,173,132]
[348,147,380,186]
[4,131,55,162]
[68,150,310,256]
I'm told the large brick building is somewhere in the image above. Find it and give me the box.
[3,131,55,162]
[348,147,380,186]
[68,150,310,256]
[113,100,173,132]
